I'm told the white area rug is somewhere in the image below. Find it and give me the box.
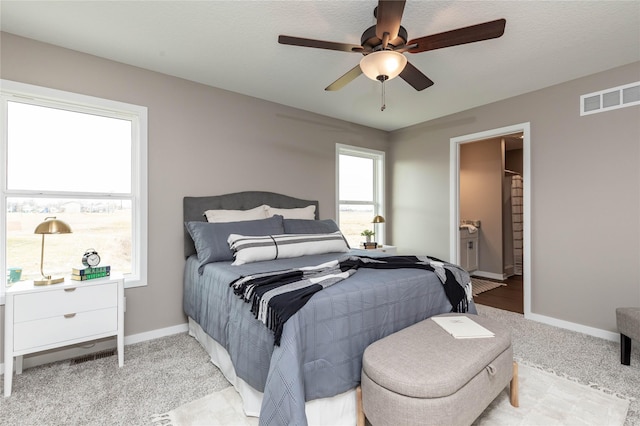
[472,277,507,296]
[151,387,258,426]
[474,362,630,425]
[151,362,629,426]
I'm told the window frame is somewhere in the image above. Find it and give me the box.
[336,143,385,245]
[1,79,148,304]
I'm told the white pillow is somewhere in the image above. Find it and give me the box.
[228,232,348,265]
[204,205,268,223]
[266,205,316,220]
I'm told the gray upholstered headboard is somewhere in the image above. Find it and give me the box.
[183,191,320,258]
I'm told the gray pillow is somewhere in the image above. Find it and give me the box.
[283,218,340,234]
[283,219,350,248]
[185,215,284,272]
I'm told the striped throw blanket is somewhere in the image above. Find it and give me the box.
[230,255,471,345]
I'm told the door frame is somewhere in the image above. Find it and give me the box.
[449,122,531,317]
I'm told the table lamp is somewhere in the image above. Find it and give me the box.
[372,215,385,224]
[34,217,72,286]
[372,215,385,246]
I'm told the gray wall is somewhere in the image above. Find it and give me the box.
[460,138,503,276]
[0,33,389,360]
[389,61,640,333]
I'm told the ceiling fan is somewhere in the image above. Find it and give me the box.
[278,1,506,94]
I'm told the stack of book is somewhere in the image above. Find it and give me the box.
[71,265,111,281]
[360,242,378,249]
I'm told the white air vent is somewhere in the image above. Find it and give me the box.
[580,81,640,116]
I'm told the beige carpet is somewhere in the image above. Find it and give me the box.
[151,362,629,426]
[472,277,507,296]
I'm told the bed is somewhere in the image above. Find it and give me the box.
[183,191,476,426]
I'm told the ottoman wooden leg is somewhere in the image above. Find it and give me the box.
[356,385,365,426]
[510,361,519,407]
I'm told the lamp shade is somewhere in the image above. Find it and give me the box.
[34,217,72,235]
[372,215,385,224]
[359,51,407,81]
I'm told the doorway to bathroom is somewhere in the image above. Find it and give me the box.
[449,123,531,317]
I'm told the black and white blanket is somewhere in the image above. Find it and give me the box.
[230,255,472,345]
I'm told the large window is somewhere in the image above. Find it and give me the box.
[336,144,385,248]
[1,80,147,302]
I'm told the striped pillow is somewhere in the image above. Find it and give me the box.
[228,232,349,265]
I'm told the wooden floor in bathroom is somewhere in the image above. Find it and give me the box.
[473,275,523,314]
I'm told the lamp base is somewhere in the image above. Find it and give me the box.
[34,276,65,286]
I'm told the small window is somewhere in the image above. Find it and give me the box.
[336,144,385,248]
[1,80,148,302]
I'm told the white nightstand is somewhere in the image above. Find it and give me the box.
[374,245,397,254]
[4,275,125,397]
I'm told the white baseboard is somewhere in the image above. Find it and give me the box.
[503,265,514,277]
[472,270,506,280]
[1,322,189,376]
[124,322,188,345]
[526,312,619,342]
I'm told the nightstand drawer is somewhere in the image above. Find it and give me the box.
[13,283,117,323]
[13,307,118,352]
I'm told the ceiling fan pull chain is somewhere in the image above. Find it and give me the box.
[381,78,386,111]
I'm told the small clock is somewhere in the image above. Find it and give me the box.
[82,248,101,267]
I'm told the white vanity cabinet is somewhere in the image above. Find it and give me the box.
[459,229,479,272]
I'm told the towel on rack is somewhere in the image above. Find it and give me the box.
[460,224,478,234]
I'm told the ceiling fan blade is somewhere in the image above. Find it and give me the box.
[278,35,363,53]
[325,65,363,91]
[399,61,434,91]
[375,0,406,43]
[407,18,506,53]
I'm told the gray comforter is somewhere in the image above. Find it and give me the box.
[183,250,476,425]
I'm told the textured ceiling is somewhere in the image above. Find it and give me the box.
[1,1,639,131]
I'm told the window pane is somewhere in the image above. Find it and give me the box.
[6,197,132,283]
[7,101,132,193]
[339,154,373,201]
[339,204,374,248]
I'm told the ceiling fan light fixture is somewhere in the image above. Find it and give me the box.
[359,50,407,81]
